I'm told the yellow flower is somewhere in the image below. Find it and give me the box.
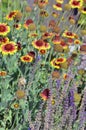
[74,39,81,44]
[0,41,17,55]
[6,10,18,20]
[53,3,62,11]
[52,12,59,18]
[81,7,86,14]
[14,103,19,109]
[69,0,83,9]
[0,37,9,44]
[13,24,21,30]
[62,30,75,39]
[56,0,64,4]
[74,93,81,104]
[55,57,66,64]
[20,55,33,63]
[50,58,60,69]
[0,23,10,36]
[40,10,49,17]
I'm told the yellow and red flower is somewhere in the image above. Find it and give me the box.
[40,10,49,17]
[0,41,17,55]
[42,32,54,40]
[81,7,86,14]
[28,32,38,38]
[24,19,34,29]
[13,24,21,30]
[20,55,33,63]
[28,51,35,59]
[56,0,64,4]
[39,48,46,55]
[62,30,75,39]
[6,10,18,20]
[74,39,81,44]
[63,74,68,79]
[52,35,61,44]
[0,71,7,76]
[52,12,59,18]
[44,42,51,49]
[0,37,9,44]
[60,40,68,49]
[53,3,62,11]
[32,39,45,49]
[55,57,66,64]
[40,89,50,101]
[50,58,61,69]
[0,23,10,36]
[38,0,48,8]
[69,0,83,8]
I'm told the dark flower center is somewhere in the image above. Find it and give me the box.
[72,1,80,6]
[66,32,73,36]
[4,44,13,50]
[56,58,64,62]
[9,12,16,17]
[26,19,33,25]
[83,7,86,11]
[56,3,61,7]
[35,40,44,47]
[23,57,30,60]
[0,25,6,32]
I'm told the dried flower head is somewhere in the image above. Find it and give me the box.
[18,77,26,87]
[25,6,32,12]
[16,89,26,99]
[14,11,22,21]
[52,71,60,79]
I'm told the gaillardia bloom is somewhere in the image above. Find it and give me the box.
[53,3,62,11]
[24,19,34,29]
[55,57,66,64]
[0,41,17,55]
[20,55,33,63]
[69,0,83,8]
[13,24,21,30]
[32,39,45,49]
[62,30,75,39]
[6,10,18,20]
[40,10,49,17]
[56,0,64,4]
[0,71,7,76]
[39,48,46,55]
[52,12,59,18]
[38,0,48,8]
[40,89,50,101]
[81,7,86,14]
[52,35,61,44]
[42,32,54,40]
[0,23,10,36]
[0,37,9,44]
[74,39,81,44]
[50,58,60,69]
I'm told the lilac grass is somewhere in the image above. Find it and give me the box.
[44,76,53,130]
[78,87,86,130]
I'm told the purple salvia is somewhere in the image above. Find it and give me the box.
[69,89,74,106]
[34,102,44,130]
[44,76,53,130]
[78,87,86,130]
[63,95,69,113]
